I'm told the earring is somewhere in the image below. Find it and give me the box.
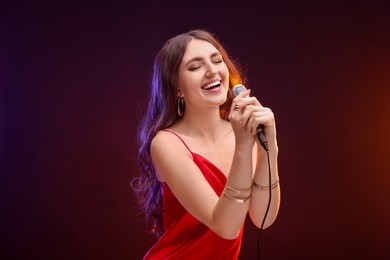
[177,96,184,117]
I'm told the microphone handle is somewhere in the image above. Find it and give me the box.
[256,126,269,151]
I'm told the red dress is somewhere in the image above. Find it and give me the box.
[143,130,243,260]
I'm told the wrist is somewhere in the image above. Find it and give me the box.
[257,140,278,153]
[235,136,255,151]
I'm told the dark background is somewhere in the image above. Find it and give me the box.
[1,1,389,259]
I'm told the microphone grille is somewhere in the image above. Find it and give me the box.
[232,84,247,98]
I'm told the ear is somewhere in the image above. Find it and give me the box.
[177,88,183,97]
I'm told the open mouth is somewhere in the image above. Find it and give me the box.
[202,80,222,90]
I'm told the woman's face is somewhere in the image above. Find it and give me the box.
[177,39,230,110]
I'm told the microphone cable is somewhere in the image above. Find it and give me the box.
[257,145,272,260]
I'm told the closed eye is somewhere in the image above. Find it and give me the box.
[188,66,200,71]
[212,56,223,64]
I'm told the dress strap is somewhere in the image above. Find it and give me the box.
[161,129,192,153]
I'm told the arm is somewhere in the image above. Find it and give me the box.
[249,140,280,228]
[151,128,254,240]
[230,91,281,228]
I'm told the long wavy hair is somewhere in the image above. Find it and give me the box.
[132,29,245,237]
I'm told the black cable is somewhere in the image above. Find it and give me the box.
[257,149,272,260]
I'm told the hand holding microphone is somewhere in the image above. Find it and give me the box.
[231,84,270,151]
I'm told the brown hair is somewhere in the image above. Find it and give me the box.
[132,29,245,237]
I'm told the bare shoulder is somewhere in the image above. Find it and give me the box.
[150,130,192,182]
[151,130,189,154]
[151,130,172,148]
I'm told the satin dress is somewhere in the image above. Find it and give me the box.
[144,130,243,260]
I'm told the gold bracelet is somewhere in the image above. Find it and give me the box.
[253,178,280,190]
[222,191,251,203]
[225,184,252,195]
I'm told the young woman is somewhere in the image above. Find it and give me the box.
[133,29,281,259]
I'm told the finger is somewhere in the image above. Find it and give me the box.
[248,113,266,135]
[247,111,275,134]
[251,116,265,135]
[231,90,250,112]
[247,114,256,135]
[237,96,262,107]
[233,89,250,101]
[240,105,255,127]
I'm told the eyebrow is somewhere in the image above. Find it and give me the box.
[184,52,221,67]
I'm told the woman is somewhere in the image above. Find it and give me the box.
[133,29,281,259]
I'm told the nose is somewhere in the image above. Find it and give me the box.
[205,62,217,77]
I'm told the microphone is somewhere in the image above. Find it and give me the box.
[232,84,269,151]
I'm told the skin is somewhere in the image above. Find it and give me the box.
[150,39,280,239]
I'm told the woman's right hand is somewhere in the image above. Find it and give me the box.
[229,89,256,148]
[229,89,274,149]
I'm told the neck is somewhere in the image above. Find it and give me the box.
[176,105,229,142]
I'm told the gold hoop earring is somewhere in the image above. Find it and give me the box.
[177,96,184,117]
